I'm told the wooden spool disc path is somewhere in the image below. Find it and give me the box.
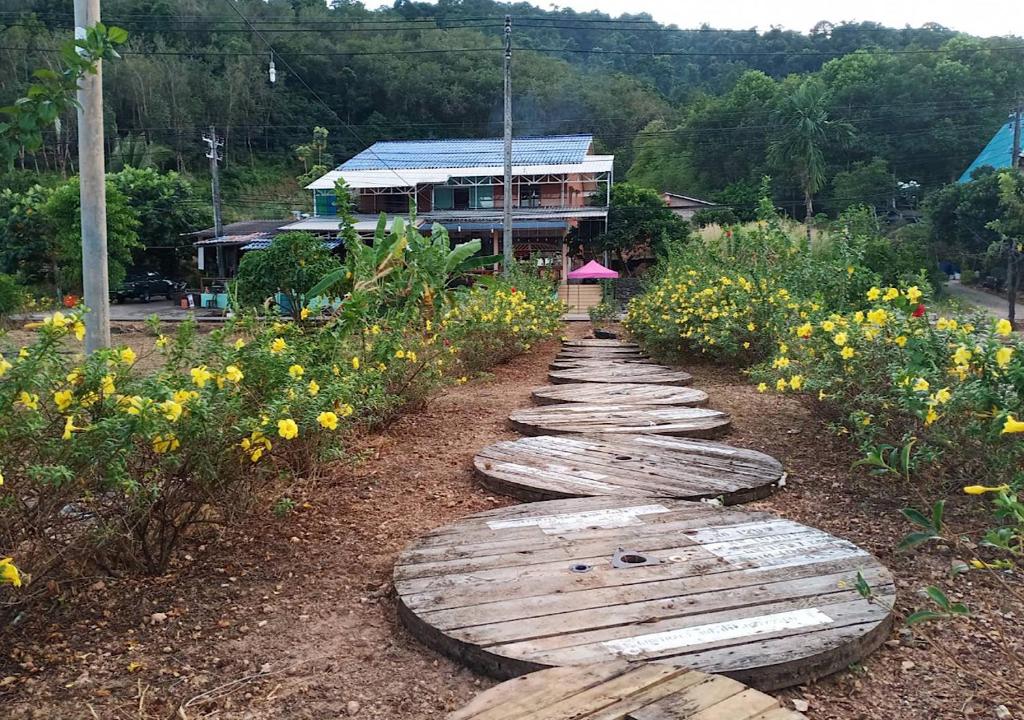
[564,339,640,349]
[550,358,657,370]
[395,496,896,689]
[550,364,693,386]
[532,383,709,407]
[510,405,731,438]
[558,347,647,359]
[474,435,782,503]
[448,661,809,720]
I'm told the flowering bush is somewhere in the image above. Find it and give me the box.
[0,220,562,609]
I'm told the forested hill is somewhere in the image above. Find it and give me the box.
[2,0,1023,215]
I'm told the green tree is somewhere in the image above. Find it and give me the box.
[829,158,894,214]
[0,185,59,292]
[768,79,854,239]
[233,232,342,318]
[44,177,141,292]
[294,126,333,186]
[594,183,689,270]
[108,167,210,275]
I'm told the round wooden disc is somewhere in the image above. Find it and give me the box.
[510,405,731,438]
[564,339,640,348]
[447,661,809,720]
[550,358,657,370]
[474,435,782,503]
[533,383,709,407]
[559,347,647,358]
[395,496,896,690]
[549,365,693,386]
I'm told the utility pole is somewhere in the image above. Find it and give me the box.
[502,14,513,275]
[74,0,110,351]
[204,127,225,278]
[1009,102,1021,326]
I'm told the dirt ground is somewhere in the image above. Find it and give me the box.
[2,323,1022,719]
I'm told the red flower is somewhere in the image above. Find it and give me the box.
[911,303,926,318]
[509,287,517,294]
[63,294,79,308]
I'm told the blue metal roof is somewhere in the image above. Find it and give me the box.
[340,135,593,171]
[430,220,569,232]
[960,121,1020,183]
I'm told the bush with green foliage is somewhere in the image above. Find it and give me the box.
[0,275,23,320]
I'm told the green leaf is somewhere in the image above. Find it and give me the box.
[897,531,939,552]
[900,507,933,530]
[906,610,946,626]
[304,268,347,301]
[457,254,502,272]
[931,499,945,532]
[444,239,483,274]
[854,571,873,599]
[924,586,951,610]
[107,26,129,44]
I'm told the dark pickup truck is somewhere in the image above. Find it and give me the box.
[111,273,186,303]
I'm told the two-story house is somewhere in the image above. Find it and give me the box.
[280,134,613,274]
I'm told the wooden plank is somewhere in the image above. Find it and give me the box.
[533,384,709,407]
[395,497,896,689]
[509,405,731,439]
[447,663,807,720]
[473,435,782,503]
[564,339,640,348]
[550,358,658,371]
[549,365,693,386]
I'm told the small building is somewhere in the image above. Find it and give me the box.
[285,134,613,280]
[190,220,290,280]
[959,119,1024,183]
[661,192,719,220]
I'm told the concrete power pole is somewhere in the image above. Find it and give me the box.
[74,0,110,351]
[502,15,513,275]
[204,127,225,278]
[1010,102,1021,325]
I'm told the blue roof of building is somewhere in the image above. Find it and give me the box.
[340,135,594,171]
[429,220,569,232]
[960,121,1020,183]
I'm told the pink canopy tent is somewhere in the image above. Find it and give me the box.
[565,260,618,312]
[567,260,619,280]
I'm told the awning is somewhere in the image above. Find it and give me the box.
[567,260,619,280]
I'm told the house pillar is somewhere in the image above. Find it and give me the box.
[492,230,500,272]
[561,238,569,286]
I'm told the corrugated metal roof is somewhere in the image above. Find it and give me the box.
[960,121,1021,183]
[340,135,593,171]
[241,238,343,251]
[430,220,569,232]
[306,156,614,190]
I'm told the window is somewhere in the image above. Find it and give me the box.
[314,190,337,216]
[470,184,494,209]
[433,186,453,210]
[519,186,540,208]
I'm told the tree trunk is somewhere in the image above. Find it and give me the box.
[804,187,814,244]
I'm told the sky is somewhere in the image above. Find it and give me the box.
[385,0,1023,38]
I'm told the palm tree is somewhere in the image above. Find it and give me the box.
[767,80,853,241]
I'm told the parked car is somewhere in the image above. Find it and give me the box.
[110,273,186,303]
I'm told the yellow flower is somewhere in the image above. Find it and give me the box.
[936,317,958,332]
[62,415,80,440]
[100,374,116,395]
[394,349,406,359]
[152,434,180,454]
[796,323,812,338]
[45,311,69,329]
[288,364,304,379]
[173,389,197,404]
[1001,415,1024,434]
[370,324,381,335]
[840,346,855,360]
[818,390,828,401]
[0,469,3,486]
[995,319,1013,336]
[866,287,881,301]
[742,341,751,349]
[73,321,86,341]
[894,335,907,348]
[963,484,1009,495]
[883,287,899,301]
[866,308,888,325]
[912,378,930,392]
[17,391,39,410]
[0,557,22,588]
[119,347,137,365]
[457,376,469,385]
[307,379,320,396]
[775,378,787,391]
[821,320,836,332]
[925,408,940,426]
[317,411,339,430]
[277,418,298,440]
[270,338,287,354]
[789,375,803,390]
[123,396,147,416]
[772,356,790,369]
[224,365,244,383]
[905,286,923,302]
[234,338,246,350]
[995,347,1014,368]
[158,400,183,422]
[338,403,354,418]
[300,307,311,320]
[190,366,212,388]
[407,350,418,363]
[833,332,847,347]
[155,335,170,350]
[952,345,972,366]
[0,355,10,377]
[348,356,360,371]
[757,382,768,393]
[853,311,865,324]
